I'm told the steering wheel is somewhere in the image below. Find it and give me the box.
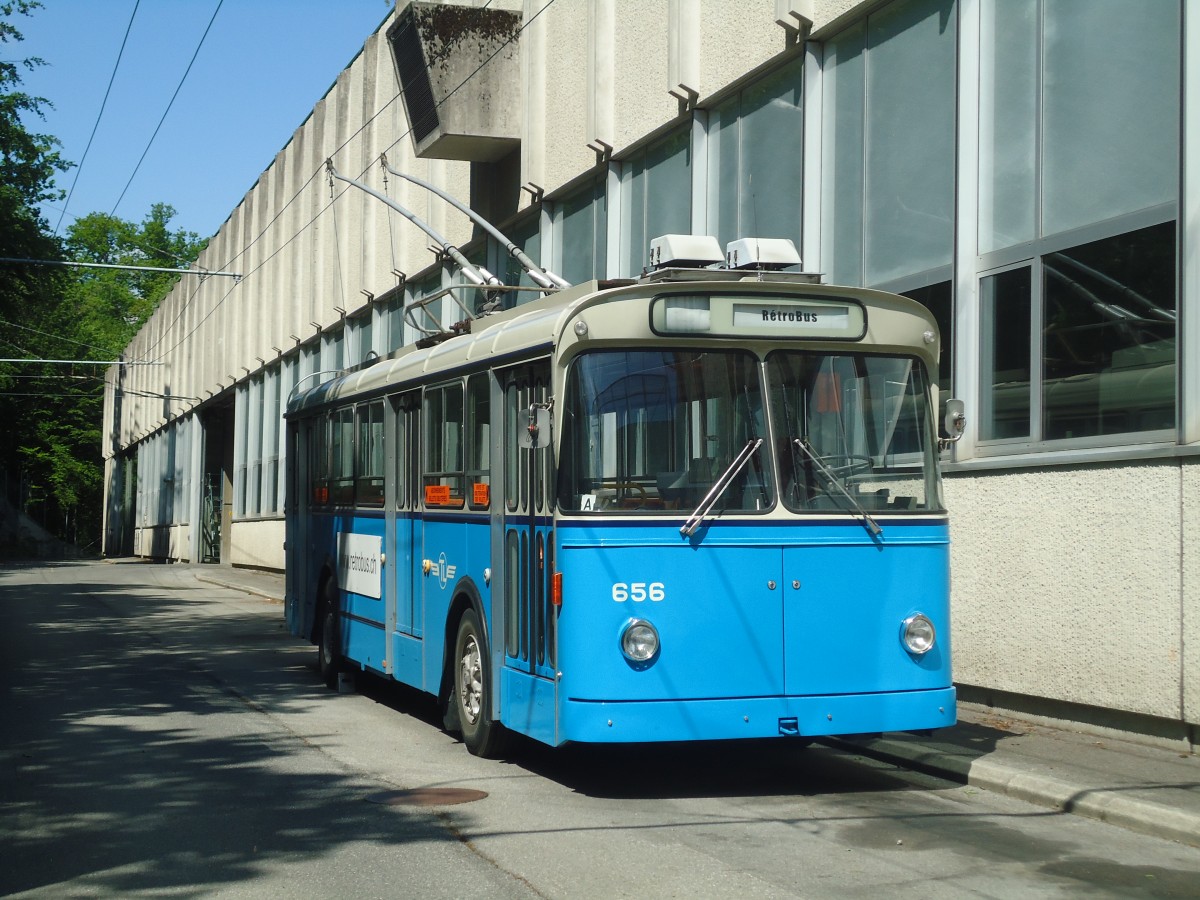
[816,454,873,478]
[612,482,648,500]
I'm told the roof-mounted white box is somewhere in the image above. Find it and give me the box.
[649,234,724,270]
[725,238,802,270]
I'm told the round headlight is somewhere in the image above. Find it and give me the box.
[901,614,936,655]
[621,618,659,662]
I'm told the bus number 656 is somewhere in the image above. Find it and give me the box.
[612,582,666,602]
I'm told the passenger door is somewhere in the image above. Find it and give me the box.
[498,363,556,682]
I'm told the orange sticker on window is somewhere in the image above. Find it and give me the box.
[425,484,451,505]
[472,482,490,507]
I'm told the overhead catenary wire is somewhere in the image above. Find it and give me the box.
[54,0,140,235]
[131,0,559,367]
[0,316,122,356]
[383,160,569,290]
[0,257,240,279]
[109,0,224,218]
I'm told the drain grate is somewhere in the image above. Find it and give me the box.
[365,787,489,807]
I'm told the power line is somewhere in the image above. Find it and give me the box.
[135,0,559,366]
[0,316,120,356]
[55,0,140,235]
[0,257,239,279]
[0,358,160,365]
[109,0,224,217]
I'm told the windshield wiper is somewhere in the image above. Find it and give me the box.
[792,438,882,537]
[680,438,763,537]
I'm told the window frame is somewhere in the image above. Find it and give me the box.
[423,378,467,510]
[975,214,1178,455]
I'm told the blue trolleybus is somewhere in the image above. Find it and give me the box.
[285,239,961,756]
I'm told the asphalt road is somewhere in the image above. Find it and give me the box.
[2,560,1199,898]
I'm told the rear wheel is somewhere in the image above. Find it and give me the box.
[317,578,342,689]
[453,608,506,757]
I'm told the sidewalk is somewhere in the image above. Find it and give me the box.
[189,563,1200,849]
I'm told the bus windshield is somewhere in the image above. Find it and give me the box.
[557,349,772,513]
[557,348,941,516]
[767,352,941,514]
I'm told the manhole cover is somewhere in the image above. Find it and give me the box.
[365,788,489,807]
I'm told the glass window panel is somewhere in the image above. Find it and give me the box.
[309,416,330,506]
[330,407,355,505]
[624,128,691,276]
[711,96,741,249]
[822,21,866,286]
[388,294,405,351]
[356,316,373,364]
[328,329,345,373]
[398,400,412,508]
[738,57,803,248]
[505,528,520,657]
[768,352,939,512]
[623,157,647,276]
[1042,222,1175,439]
[234,384,248,516]
[980,266,1033,441]
[978,0,1037,254]
[1042,0,1180,237]
[466,374,491,509]
[502,213,544,296]
[901,281,953,398]
[356,401,385,507]
[644,130,692,261]
[505,382,520,511]
[423,382,464,508]
[557,350,772,513]
[864,0,956,285]
[561,177,606,285]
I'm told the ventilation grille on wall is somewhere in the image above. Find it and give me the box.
[389,12,439,143]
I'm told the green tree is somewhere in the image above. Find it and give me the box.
[0,0,73,546]
[10,205,207,550]
[0,2,205,551]
[64,204,206,350]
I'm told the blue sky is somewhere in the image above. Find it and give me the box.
[13,0,395,239]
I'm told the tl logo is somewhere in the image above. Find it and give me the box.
[425,552,457,589]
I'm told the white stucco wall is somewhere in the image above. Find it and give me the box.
[230,519,287,571]
[1182,459,1200,724]
[947,461,1189,721]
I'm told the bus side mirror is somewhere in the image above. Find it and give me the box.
[940,398,965,448]
[520,405,551,449]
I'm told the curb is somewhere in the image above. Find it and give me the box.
[193,572,284,604]
[825,736,1200,849]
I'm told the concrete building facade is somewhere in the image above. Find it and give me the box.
[102,0,1199,743]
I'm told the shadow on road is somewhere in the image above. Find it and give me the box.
[0,564,455,896]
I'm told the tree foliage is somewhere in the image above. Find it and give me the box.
[0,3,205,552]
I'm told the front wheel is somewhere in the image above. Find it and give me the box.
[453,608,506,758]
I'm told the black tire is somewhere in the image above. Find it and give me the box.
[453,608,506,758]
[317,578,343,689]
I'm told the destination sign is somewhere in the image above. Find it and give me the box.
[734,303,850,331]
[651,293,866,340]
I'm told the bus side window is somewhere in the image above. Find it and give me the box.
[309,415,330,506]
[466,374,490,509]
[504,381,520,512]
[424,380,465,508]
[356,400,385,507]
[330,406,355,506]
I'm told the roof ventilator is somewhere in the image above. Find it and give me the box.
[725,237,803,271]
